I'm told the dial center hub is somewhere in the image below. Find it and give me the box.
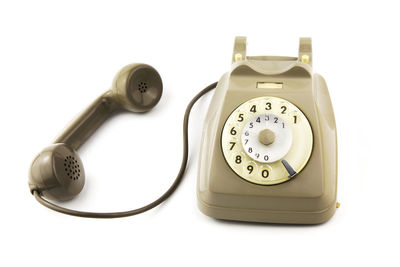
[258,129,275,146]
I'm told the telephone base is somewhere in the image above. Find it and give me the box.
[197,37,337,225]
[198,197,337,224]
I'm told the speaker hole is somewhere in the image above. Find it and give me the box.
[138,81,148,93]
[64,155,81,180]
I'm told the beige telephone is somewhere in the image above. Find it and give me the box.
[197,37,338,224]
[29,37,337,224]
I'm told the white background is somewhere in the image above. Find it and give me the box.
[1,1,399,266]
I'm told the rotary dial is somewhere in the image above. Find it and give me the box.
[221,96,313,185]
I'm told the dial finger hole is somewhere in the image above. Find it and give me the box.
[288,110,301,124]
[259,165,272,179]
[243,161,258,177]
[226,139,239,152]
[232,153,244,165]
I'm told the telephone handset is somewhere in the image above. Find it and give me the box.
[29,37,337,224]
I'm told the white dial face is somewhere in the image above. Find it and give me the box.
[241,114,292,163]
[221,96,313,185]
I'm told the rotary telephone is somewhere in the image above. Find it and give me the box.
[29,37,338,224]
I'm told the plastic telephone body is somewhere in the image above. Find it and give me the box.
[197,37,337,224]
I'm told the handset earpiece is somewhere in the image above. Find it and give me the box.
[29,64,163,202]
[113,63,163,113]
[54,63,163,150]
